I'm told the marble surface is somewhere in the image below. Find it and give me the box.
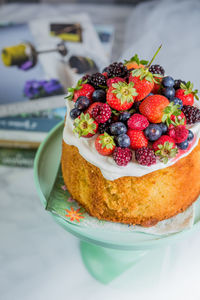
[1,3,200,300]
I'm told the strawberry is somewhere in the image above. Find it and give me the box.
[127,129,148,150]
[107,77,125,87]
[139,95,182,126]
[170,111,186,126]
[66,79,95,102]
[168,125,188,144]
[73,112,98,138]
[153,135,178,163]
[151,76,162,94]
[124,54,148,70]
[106,81,138,111]
[175,81,199,106]
[102,72,108,78]
[95,133,115,156]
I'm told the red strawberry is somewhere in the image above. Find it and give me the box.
[127,129,148,150]
[106,81,137,111]
[73,112,98,138]
[153,135,178,163]
[107,77,125,87]
[139,95,169,123]
[127,113,149,130]
[95,133,115,156]
[124,54,148,70]
[102,72,108,78]
[168,125,188,144]
[175,81,199,106]
[86,102,102,115]
[66,79,95,102]
[151,76,162,94]
[129,72,154,101]
[170,111,186,126]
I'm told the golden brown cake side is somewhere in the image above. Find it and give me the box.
[61,140,200,226]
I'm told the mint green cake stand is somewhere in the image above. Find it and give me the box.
[34,121,200,284]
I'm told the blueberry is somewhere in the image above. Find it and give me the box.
[162,76,175,87]
[75,96,90,111]
[187,130,194,142]
[169,97,183,109]
[162,87,175,99]
[115,134,130,148]
[70,108,81,119]
[92,89,106,102]
[144,124,162,141]
[119,112,131,123]
[177,140,189,150]
[158,122,168,134]
[110,122,127,136]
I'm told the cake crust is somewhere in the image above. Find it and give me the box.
[61,140,200,226]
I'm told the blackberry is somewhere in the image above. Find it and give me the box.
[182,105,200,124]
[82,74,92,84]
[90,72,107,89]
[174,79,186,90]
[98,118,112,134]
[135,147,156,166]
[107,62,128,78]
[113,147,132,166]
[132,100,142,113]
[149,64,165,76]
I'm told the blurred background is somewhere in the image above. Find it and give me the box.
[1,1,200,300]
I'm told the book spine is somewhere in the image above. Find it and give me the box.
[0,148,36,168]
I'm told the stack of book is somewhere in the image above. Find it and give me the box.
[0,15,114,167]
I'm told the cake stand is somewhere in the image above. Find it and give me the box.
[34,121,200,284]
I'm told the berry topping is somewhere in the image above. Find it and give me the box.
[75,96,90,111]
[177,140,189,150]
[158,122,168,134]
[98,118,112,134]
[90,72,107,89]
[174,79,186,90]
[115,134,131,148]
[70,108,81,120]
[107,77,125,87]
[95,133,115,156]
[127,113,149,130]
[124,54,148,70]
[67,79,95,102]
[162,76,175,87]
[113,147,132,166]
[144,124,162,141]
[107,81,137,111]
[92,89,106,102]
[107,62,128,78]
[170,111,186,126]
[175,81,199,106]
[135,147,156,166]
[187,130,194,142]
[73,113,98,138]
[110,122,127,136]
[169,97,183,109]
[153,135,178,163]
[161,87,175,99]
[91,103,111,124]
[168,125,189,144]
[182,105,200,124]
[149,64,165,76]
[127,129,148,150]
[119,111,131,124]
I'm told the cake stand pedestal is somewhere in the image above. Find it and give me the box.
[34,121,200,284]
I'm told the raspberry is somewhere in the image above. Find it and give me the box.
[174,79,186,90]
[98,118,112,134]
[149,64,165,76]
[107,77,125,87]
[168,125,188,143]
[107,62,128,78]
[182,105,200,124]
[135,147,156,166]
[113,147,132,166]
[90,73,107,89]
[92,103,111,123]
[127,113,149,130]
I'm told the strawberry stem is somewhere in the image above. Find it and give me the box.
[147,44,162,68]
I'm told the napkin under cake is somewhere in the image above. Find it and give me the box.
[62,48,200,227]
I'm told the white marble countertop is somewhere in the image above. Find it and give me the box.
[1,3,200,300]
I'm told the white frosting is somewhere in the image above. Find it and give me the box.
[63,101,200,181]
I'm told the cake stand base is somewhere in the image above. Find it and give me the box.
[80,241,149,284]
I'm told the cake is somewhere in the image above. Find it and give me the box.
[61,47,200,227]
